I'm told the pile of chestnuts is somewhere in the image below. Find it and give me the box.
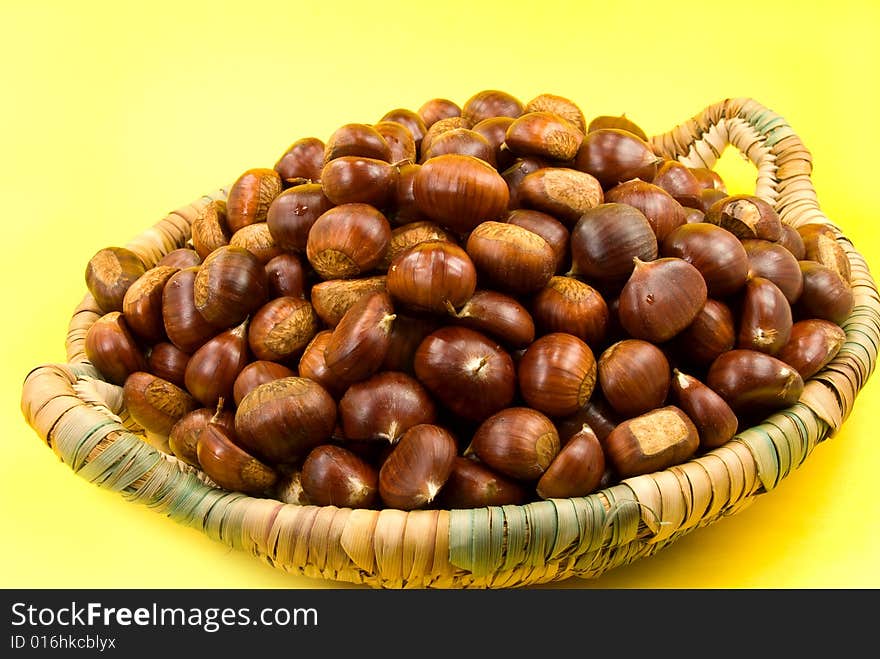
[83,89,855,512]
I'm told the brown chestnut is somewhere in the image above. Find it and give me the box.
[598,339,670,418]
[419,117,469,161]
[196,416,278,496]
[184,318,251,408]
[232,360,297,407]
[298,330,349,399]
[379,108,427,150]
[157,248,201,269]
[162,266,221,354]
[226,168,282,233]
[586,114,648,141]
[436,456,529,508]
[309,275,387,328]
[672,298,736,368]
[795,260,854,325]
[191,200,231,260]
[798,223,851,282]
[417,98,462,129]
[465,221,556,294]
[274,136,325,183]
[338,371,436,443]
[651,160,703,209]
[605,179,686,242]
[247,296,319,363]
[517,167,604,226]
[536,425,605,499]
[373,120,417,164]
[777,223,806,260]
[705,194,782,242]
[85,311,148,386]
[604,405,700,478]
[193,245,268,329]
[300,444,380,509]
[387,239,477,314]
[504,111,583,162]
[471,116,517,171]
[324,290,396,384]
[531,276,608,349]
[123,371,198,438]
[122,265,179,344]
[320,156,398,208]
[461,89,523,126]
[413,154,510,233]
[776,318,847,380]
[306,203,391,280]
[323,123,392,164]
[235,376,337,465]
[421,128,496,167]
[469,407,560,481]
[378,424,458,510]
[447,289,535,350]
[570,203,658,285]
[660,223,750,298]
[265,183,334,253]
[517,332,597,418]
[388,162,429,225]
[741,238,804,304]
[670,369,738,450]
[706,349,804,420]
[525,93,586,133]
[690,167,727,192]
[378,221,456,271]
[265,253,306,299]
[737,276,792,355]
[617,257,708,344]
[574,128,662,189]
[147,341,190,388]
[506,209,570,274]
[85,246,147,313]
[169,406,235,468]
[414,326,516,422]
[229,223,283,265]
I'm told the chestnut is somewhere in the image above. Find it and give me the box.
[168,406,235,468]
[378,221,456,271]
[660,223,750,298]
[306,203,391,280]
[531,276,608,349]
[436,456,529,508]
[617,257,708,344]
[604,179,686,242]
[323,290,396,384]
[517,167,604,226]
[421,128,496,167]
[504,111,584,162]
[574,127,662,189]
[690,167,727,192]
[737,276,792,355]
[379,108,427,151]
[381,313,440,375]
[706,349,804,420]
[414,326,516,422]
[162,266,221,354]
[795,260,854,325]
[265,253,307,299]
[196,416,278,496]
[193,245,268,330]
[85,311,148,386]
[417,98,462,129]
[776,319,847,380]
[338,371,436,443]
[465,221,556,294]
[300,444,379,509]
[705,194,782,242]
[373,120,417,164]
[604,405,700,478]
[598,339,670,418]
[226,167,282,233]
[85,246,147,313]
[232,360,297,407]
[157,248,201,269]
[386,239,476,314]
[247,296,319,363]
[524,93,587,133]
[234,376,337,465]
[274,136,325,183]
[569,203,658,285]
[651,160,703,209]
[389,162,429,225]
[517,332,597,418]
[471,116,516,171]
[320,156,398,208]
[536,425,605,499]
[122,265,179,344]
[506,209,570,274]
[672,298,736,368]
[447,289,535,350]
[413,154,510,233]
[501,156,549,210]
[123,371,198,438]
[310,275,388,328]
[586,114,648,141]
[670,369,738,450]
[469,407,560,481]
[555,394,620,445]
[798,223,851,282]
[323,123,392,164]
[147,341,190,388]
[419,117,468,161]
[298,330,349,399]
[378,424,458,510]
[461,89,523,126]
[777,223,806,261]
[191,200,231,260]
[265,183,334,253]
[184,318,251,408]
[741,238,804,305]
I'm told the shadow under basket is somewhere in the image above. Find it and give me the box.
[20,97,880,589]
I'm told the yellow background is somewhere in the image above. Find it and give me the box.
[2,0,878,589]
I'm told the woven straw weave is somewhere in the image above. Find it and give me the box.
[20,98,880,588]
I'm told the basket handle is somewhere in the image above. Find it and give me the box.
[649,97,832,231]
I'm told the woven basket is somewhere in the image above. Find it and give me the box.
[19,97,880,589]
